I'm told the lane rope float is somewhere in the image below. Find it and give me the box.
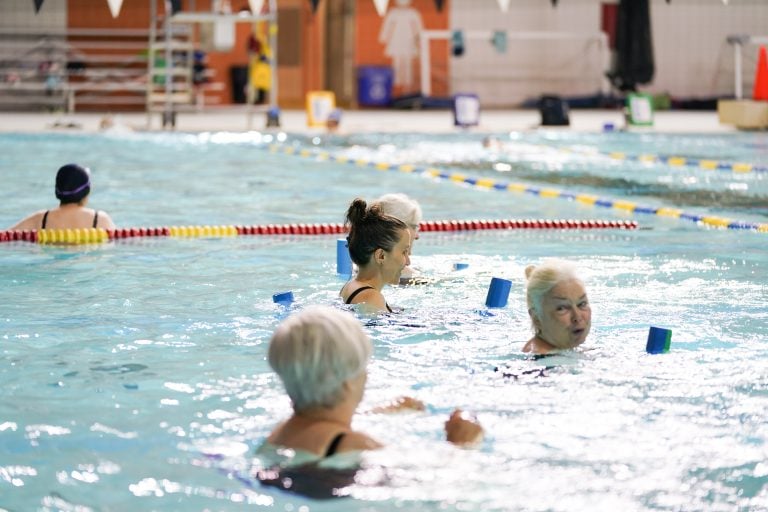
[0,219,638,245]
[505,141,768,174]
[555,145,768,174]
[267,144,768,233]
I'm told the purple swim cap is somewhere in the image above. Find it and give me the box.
[55,163,91,203]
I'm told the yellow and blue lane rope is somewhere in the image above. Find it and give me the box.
[540,144,767,174]
[268,144,768,233]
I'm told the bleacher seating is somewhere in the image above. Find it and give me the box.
[0,27,224,112]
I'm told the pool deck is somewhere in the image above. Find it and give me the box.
[0,107,739,134]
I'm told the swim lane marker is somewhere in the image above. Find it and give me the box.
[503,141,767,175]
[267,144,768,233]
[0,219,638,245]
[556,145,767,174]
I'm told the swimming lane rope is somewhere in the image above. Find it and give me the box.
[525,143,767,174]
[0,219,637,245]
[581,150,767,174]
[267,144,768,233]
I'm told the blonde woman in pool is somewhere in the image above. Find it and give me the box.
[523,259,591,354]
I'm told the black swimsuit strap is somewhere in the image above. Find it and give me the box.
[41,210,49,229]
[345,286,375,304]
[345,285,393,312]
[92,211,99,228]
[325,432,346,457]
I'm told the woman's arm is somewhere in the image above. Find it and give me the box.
[370,402,483,447]
[368,396,425,414]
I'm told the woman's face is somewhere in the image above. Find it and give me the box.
[535,279,591,350]
[381,228,411,284]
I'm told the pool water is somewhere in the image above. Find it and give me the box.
[0,131,766,511]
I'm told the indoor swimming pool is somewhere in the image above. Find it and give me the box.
[0,130,766,511]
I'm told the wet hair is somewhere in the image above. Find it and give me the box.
[344,198,408,266]
[373,193,422,227]
[268,306,372,412]
[525,259,583,325]
[55,164,91,204]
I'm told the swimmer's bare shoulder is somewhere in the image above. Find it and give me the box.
[9,210,46,231]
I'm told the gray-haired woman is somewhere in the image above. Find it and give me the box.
[372,193,423,285]
[259,306,483,463]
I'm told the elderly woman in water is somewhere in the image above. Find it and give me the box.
[259,306,483,464]
[371,193,423,284]
[522,259,592,354]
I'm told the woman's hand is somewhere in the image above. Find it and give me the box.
[445,409,483,446]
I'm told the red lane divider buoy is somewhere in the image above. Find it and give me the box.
[0,219,638,244]
[416,219,638,232]
[2,230,38,242]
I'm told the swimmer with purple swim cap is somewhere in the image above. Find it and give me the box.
[9,163,115,231]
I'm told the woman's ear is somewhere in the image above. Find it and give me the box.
[374,248,385,264]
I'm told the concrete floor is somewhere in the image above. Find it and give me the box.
[0,106,738,134]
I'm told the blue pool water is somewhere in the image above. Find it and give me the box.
[0,131,767,511]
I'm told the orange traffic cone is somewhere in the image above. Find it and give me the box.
[753,46,768,101]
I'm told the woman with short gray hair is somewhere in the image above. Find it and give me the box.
[260,306,483,463]
[268,305,373,414]
[373,193,422,233]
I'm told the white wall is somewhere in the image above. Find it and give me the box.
[651,0,768,100]
[449,0,605,106]
[447,0,768,106]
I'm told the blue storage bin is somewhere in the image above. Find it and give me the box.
[357,66,393,107]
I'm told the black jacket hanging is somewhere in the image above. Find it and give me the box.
[608,0,655,92]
